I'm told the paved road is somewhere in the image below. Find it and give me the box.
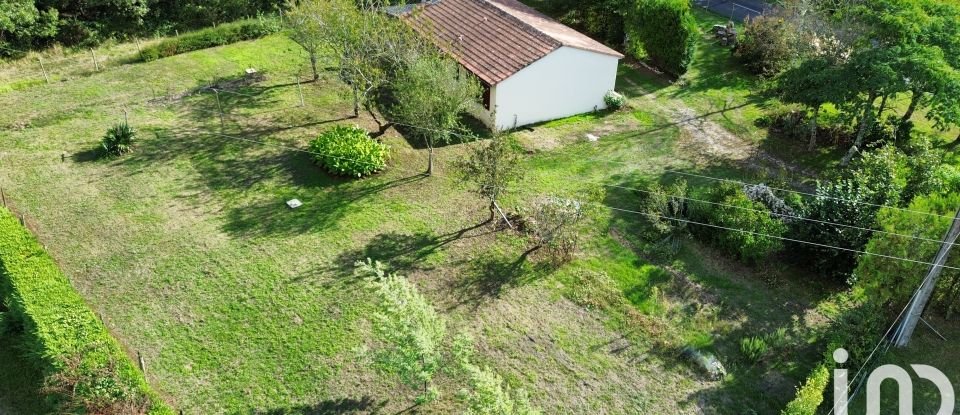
[693,0,771,21]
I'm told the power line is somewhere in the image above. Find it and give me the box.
[660,169,957,221]
[600,205,960,271]
[603,183,956,247]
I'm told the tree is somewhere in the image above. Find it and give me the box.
[839,47,903,166]
[625,0,697,77]
[389,53,482,175]
[735,14,807,77]
[777,57,846,150]
[306,0,420,118]
[854,192,960,317]
[359,260,447,406]
[0,1,59,55]
[461,364,541,415]
[285,0,324,81]
[456,135,525,221]
[526,197,587,263]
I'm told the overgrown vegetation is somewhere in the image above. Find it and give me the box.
[0,0,280,56]
[0,208,170,414]
[140,18,280,62]
[625,0,698,77]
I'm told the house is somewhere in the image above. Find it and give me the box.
[389,0,624,130]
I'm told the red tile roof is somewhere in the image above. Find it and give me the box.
[399,0,623,85]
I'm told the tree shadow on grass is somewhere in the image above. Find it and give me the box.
[250,395,386,415]
[331,221,494,275]
[450,248,559,310]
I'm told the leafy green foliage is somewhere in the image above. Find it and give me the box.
[534,0,628,46]
[461,364,541,415]
[456,136,525,219]
[739,336,768,362]
[641,180,688,252]
[603,90,626,110]
[362,262,447,405]
[854,192,960,316]
[0,0,278,55]
[780,364,829,415]
[140,18,280,61]
[101,122,136,156]
[625,0,698,77]
[389,53,482,173]
[735,15,804,77]
[0,208,171,414]
[308,125,388,178]
[525,197,587,263]
[689,183,786,263]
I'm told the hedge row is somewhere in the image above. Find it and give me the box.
[141,17,281,62]
[0,208,172,414]
[626,0,698,77]
[781,364,830,415]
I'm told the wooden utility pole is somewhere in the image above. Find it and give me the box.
[893,207,960,347]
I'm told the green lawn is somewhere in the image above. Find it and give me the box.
[0,28,857,415]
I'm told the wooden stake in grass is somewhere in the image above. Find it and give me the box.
[213,89,225,130]
[136,38,143,59]
[138,351,146,373]
[90,49,100,71]
[122,107,129,125]
[297,75,305,107]
[1,187,6,207]
[38,57,50,83]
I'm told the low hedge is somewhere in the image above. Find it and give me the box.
[141,17,281,61]
[781,364,830,415]
[0,208,172,414]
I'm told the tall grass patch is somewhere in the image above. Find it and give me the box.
[0,208,171,414]
[141,18,280,61]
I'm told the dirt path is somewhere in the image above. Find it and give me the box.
[623,76,816,179]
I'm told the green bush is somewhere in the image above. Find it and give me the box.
[604,90,626,110]
[101,122,136,156]
[781,364,829,415]
[141,18,280,61]
[740,336,768,362]
[626,0,698,77]
[689,183,786,262]
[0,208,171,414]
[734,15,804,77]
[309,125,389,177]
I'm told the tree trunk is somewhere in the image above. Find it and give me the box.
[309,52,319,81]
[352,83,360,117]
[426,145,434,176]
[841,93,878,167]
[489,200,497,222]
[899,89,922,127]
[877,93,888,119]
[808,104,820,151]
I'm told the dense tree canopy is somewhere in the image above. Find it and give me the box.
[0,0,281,55]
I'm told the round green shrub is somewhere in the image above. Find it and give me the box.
[101,122,135,156]
[689,183,786,263]
[309,125,388,177]
[604,90,626,110]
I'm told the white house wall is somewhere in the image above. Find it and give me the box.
[491,46,619,130]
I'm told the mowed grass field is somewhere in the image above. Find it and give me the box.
[1,29,857,413]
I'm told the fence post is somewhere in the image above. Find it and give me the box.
[213,89,225,130]
[19,214,25,226]
[1,187,6,207]
[138,351,146,373]
[122,107,129,125]
[90,49,100,71]
[136,38,143,59]
[296,75,305,107]
[38,57,50,83]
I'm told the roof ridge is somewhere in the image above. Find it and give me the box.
[467,0,562,50]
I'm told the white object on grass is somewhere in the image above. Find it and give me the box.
[245,68,258,75]
[586,133,600,142]
[286,199,303,209]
